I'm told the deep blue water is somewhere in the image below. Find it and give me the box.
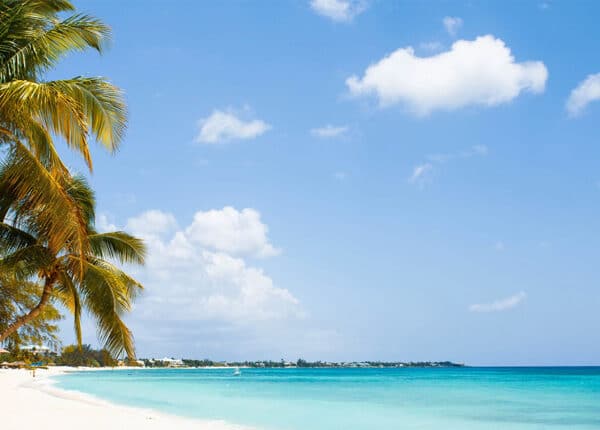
[55,367,600,430]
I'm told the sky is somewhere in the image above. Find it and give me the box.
[50,0,600,366]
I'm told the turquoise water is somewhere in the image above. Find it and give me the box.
[55,367,600,429]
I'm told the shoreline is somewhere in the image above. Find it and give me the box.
[0,367,251,430]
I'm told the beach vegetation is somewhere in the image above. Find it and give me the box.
[0,176,145,358]
[0,1,144,359]
[57,344,117,367]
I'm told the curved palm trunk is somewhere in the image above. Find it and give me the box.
[0,274,56,343]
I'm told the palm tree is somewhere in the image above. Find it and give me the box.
[0,174,145,358]
[0,0,127,261]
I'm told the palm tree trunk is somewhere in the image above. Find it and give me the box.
[0,274,56,343]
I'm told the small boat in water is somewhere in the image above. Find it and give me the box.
[233,367,241,376]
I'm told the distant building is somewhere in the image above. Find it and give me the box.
[160,357,184,367]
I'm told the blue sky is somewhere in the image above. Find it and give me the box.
[54,0,600,365]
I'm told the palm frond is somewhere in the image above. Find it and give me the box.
[0,221,37,253]
[55,272,82,347]
[0,13,110,82]
[65,174,96,227]
[0,118,67,175]
[0,77,127,168]
[0,0,75,19]
[0,79,90,166]
[0,244,53,279]
[76,257,142,358]
[0,142,89,262]
[51,77,127,154]
[89,231,146,265]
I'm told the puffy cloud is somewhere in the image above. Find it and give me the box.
[196,109,271,144]
[311,125,349,138]
[346,35,548,116]
[123,209,301,324]
[96,213,117,233]
[185,207,280,258]
[408,163,433,186]
[566,73,600,116]
[443,16,463,37]
[310,0,367,22]
[140,249,300,322]
[126,210,177,238]
[469,291,527,313]
[72,210,335,358]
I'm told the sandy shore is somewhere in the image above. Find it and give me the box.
[0,367,250,430]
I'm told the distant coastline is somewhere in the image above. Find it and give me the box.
[140,358,465,369]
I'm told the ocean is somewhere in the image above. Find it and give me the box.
[54,367,600,429]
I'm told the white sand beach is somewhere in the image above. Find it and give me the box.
[0,368,249,430]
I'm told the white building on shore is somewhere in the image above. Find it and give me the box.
[148,357,184,367]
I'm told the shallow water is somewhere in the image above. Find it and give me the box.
[55,367,600,430]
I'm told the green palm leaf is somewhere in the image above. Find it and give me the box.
[89,232,146,265]
[55,273,82,347]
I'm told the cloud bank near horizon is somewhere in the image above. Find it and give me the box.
[99,207,301,325]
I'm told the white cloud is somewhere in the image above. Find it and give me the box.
[185,206,280,258]
[410,145,487,187]
[196,109,271,144]
[408,163,433,186]
[566,73,600,116]
[443,16,463,37]
[126,210,178,238]
[310,0,367,22]
[346,35,548,116]
[311,125,349,138]
[96,213,117,233]
[121,209,301,324]
[469,291,527,313]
